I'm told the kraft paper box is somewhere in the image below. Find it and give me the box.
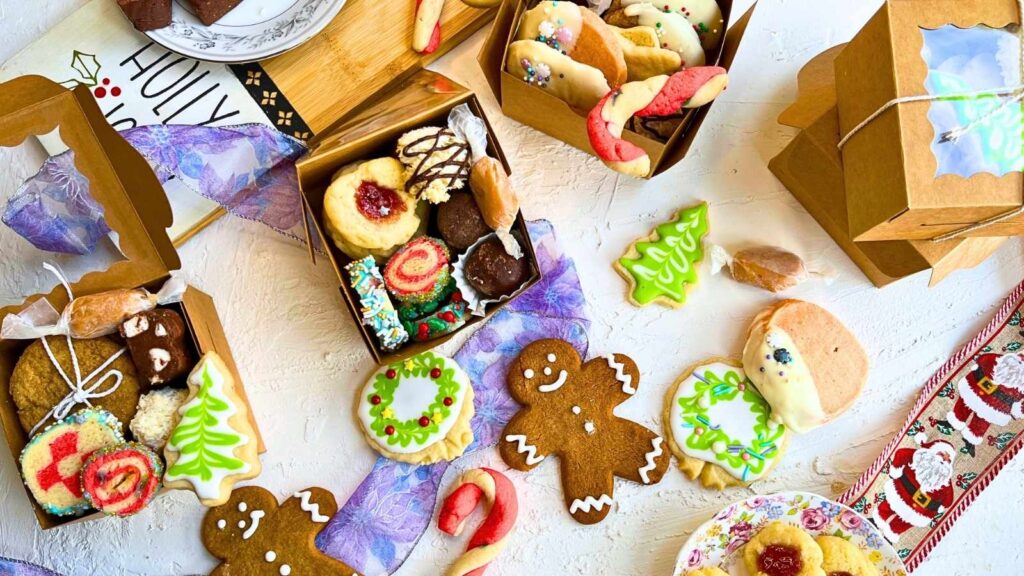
[478,0,755,179]
[297,70,541,365]
[835,0,1024,242]
[771,47,1007,288]
[0,76,263,529]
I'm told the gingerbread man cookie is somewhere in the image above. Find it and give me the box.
[499,339,670,524]
[202,485,359,576]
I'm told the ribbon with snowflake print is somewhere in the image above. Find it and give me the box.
[838,278,1024,572]
[315,220,592,576]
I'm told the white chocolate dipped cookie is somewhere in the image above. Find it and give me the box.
[507,40,612,111]
[517,0,627,86]
[741,300,869,434]
[611,25,682,81]
[622,3,705,67]
[663,358,788,490]
[609,0,724,52]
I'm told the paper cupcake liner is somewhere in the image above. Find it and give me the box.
[451,231,534,317]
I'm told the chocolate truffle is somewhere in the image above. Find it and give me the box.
[120,308,193,386]
[464,238,529,298]
[117,0,172,31]
[436,191,491,252]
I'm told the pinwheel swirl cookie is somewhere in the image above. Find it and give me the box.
[499,339,670,524]
[664,358,788,490]
[356,351,474,464]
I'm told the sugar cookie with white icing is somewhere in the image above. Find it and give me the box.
[606,0,724,53]
[619,3,705,67]
[506,40,612,111]
[499,339,670,524]
[356,351,474,464]
[742,300,869,434]
[663,358,788,490]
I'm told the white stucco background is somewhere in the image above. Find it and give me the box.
[1,0,1022,574]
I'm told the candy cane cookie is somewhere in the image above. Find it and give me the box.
[587,66,728,177]
[437,467,518,576]
[413,0,444,53]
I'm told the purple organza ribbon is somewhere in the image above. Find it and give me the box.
[316,219,591,575]
[2,124,306,254]
[0,557,63,576]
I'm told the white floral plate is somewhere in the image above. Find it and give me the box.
[146,0,347,63]
[673,491,906,576]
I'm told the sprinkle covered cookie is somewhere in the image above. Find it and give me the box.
[356,351,474,464]
[499,339,670,524]
[383,237,452,304]
[202,485,358,576]
[664,358,788,489]
[20,408,124,516]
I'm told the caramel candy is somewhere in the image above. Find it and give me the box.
[67,288,159,339]
[469,157,518,233]
[729,246,808,293]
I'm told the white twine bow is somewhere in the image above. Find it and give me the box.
[27,263,126,435]
[837,0,1024,242]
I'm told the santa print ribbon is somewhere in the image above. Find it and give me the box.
[315,220,591,576]
[839,278,1024,572]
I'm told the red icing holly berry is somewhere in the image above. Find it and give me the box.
[94,86,107,98]
[443,397,453,406]
[418,324,430,339]
[385,425,396,435]
[430,367,442,379]
[418,416,430,427]
[440,311,456,323]
[451,291,463,303]
[111,87,121,97]
[386,369,397,379]
[370,395,382,405]
[102,78,110,85]
[758,544,802,576]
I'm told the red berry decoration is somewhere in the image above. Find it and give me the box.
[111,87,121,97]
[430,367,442,379]
[94,86,107,98]
[385,425,396,435]
[443,397,453,406]
[370,395,382,405]
[386,369,397,379]
[451,291,463,303]
[102,78,110,85]
[440,312,455,323]
[418,416,430,427]
[418,323,430,339]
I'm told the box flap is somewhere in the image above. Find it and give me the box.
[778,44,847,130]
[0,75,178,314]
[478,0,521,103]
[655,0,755,174]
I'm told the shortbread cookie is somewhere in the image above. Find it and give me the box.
[587,67,728,177]
[20,408,123,516]
[356,351,474,464]
[517,1,627,86]
[499,339,670,524]
[611,26,682,82]
[741,300,868,434]
[743,522,826,576]
[203,486,358,576]
[323,157,425,259]
[664,358,788,489]
[606,0,724,52]
[81,442,163,517]
[616,202,709,308]
[507,40,612,111]
[163,352,261,506]
[816,535,878,576]
[11,335,141,436]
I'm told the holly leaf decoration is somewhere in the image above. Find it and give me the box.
[68,51,101,87]
[991,431,1017,451]
[618,202,709,307]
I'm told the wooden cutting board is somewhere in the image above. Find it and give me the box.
[261,0,496,134]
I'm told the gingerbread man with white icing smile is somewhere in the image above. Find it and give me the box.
[500,339,670,524]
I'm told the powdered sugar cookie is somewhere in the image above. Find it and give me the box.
[507,40,612,111]
[664,358,788,490]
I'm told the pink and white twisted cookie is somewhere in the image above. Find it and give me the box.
[587,66,728,177]
[437,467,518,576]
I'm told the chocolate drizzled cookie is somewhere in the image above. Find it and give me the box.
[396,127,471,204]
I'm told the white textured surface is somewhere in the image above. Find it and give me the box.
[1,0,1023,574]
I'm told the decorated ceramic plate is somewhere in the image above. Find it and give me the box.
[673,491,906,576]
[146,0,347,63]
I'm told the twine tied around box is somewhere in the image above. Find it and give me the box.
[837,0,1024,242]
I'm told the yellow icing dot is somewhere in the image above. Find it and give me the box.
[382,408,394,419]
[431,411,444,424]
[404,359,416,371]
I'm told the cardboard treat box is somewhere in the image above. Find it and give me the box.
[771,45,1008,288]
[478,0,755,178]
[298,70,541,365]
[0,76,264,529]
[835,0,1024,242]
